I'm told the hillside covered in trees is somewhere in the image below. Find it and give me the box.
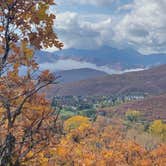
[48,64,166,97]
[0,0,166,166]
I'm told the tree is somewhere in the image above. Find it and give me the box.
[149,120,166,141]
[64,115,90,132]
[125,110,141,122]
[0,0,63,165]
[54,116,166,166]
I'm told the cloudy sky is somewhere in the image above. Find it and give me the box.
[52,0,166,54]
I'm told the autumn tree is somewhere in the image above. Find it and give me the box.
[64,115,90,132]
[149,120,166,141]
[125,109,141,122]
[0,0,63,165]
[55,116,166,166]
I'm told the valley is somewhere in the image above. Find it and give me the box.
[1,1,166,165]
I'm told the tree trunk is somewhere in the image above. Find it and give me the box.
[0,133,16,166]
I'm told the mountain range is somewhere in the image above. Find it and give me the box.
[37,46,166,98]
[49,64,166,97]
[57,68,107,83]
[36,46,166,72]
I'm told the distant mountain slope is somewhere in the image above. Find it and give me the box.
[36,46,166,71]
[111,93,166,121]
[51,65,166,97]
[57,68,107,83]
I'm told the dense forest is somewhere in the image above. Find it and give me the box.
[0,1,166,166]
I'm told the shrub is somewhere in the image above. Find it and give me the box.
[125,110,141,122]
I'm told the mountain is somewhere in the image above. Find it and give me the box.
[52,46,142,69]
[57,68,107,83]
[50,65,166,97]
[37,46,166,71]
[111,93,166,121]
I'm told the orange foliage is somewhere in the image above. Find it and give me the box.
[53,116,166,166]
[0,0,62,165]
[0,1,166,165]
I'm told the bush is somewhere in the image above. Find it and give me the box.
[125,110,141,122]
[64,116,90,132]
[149,120,166,141]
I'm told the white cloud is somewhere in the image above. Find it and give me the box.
[114,0,166,54]
[39,59,145,74]
[53,0,166,54]
[71,0,117,6]
[55,12,113,49]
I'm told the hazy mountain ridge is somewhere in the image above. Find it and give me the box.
[36,46,166,71]
[57,68,107,83]
[49,65,166,97]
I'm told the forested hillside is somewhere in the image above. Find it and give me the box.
[57,68,107,83]
[49,64,166,96]
[0,0,166,166]
[107,93,166,121]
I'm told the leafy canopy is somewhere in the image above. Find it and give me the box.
[0,0,63,165]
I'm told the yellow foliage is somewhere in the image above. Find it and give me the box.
[26,151,34,158]
[64,115,90,132]
[0,107,4,117]
[51,115,166,166]
[149,120,166,140]
[125,109,141,122]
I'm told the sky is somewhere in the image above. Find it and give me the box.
[51,0,166,54]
